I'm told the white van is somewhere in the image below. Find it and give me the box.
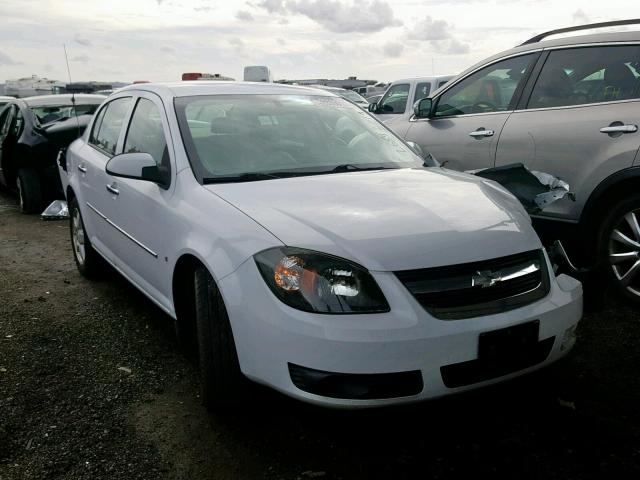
[243,66,273,83]
[369,75,455,135]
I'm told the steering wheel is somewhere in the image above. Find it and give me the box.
[471,101,497,113]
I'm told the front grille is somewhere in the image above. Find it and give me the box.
[395,250,549,319]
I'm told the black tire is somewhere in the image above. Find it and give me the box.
[68,196,104,279]
[597,194,640,305]
[194,266,245,409]
[16,168,42,214]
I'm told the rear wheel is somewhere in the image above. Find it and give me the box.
[194,266,245,409]
[69,196,104,279]
[16,168,42,214]
[598,195,640,304]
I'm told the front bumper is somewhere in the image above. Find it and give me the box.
[219,255,582,408]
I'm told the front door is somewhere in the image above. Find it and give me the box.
[496,44,640,220]
[104,93,175,309]
[404,53,539,171]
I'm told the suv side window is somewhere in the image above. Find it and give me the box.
[89,97,131,156]
[413,82,431,104]
[0,106,14,137]
[124,98,169,168]
[527,45,640,109]
[435,53,536,117]
[377,83,410,114]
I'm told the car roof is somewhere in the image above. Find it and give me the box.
[22,94,105,107]
[117,81,336,98]
[390,75,456,84]
[458,30,640,80]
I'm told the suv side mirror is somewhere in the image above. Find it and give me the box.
[367,102,378,113]
[105,152,169,188]
[413,98,433,119]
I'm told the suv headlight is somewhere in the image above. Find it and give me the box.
[254,247,390,314]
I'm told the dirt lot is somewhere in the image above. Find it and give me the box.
[1,190,639,480]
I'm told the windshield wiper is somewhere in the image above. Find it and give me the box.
[328,164,397,173]
[202,172,286,184]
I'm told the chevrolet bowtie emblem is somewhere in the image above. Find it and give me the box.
[472,270,503,288]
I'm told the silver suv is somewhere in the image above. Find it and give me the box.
[400,20,640,303]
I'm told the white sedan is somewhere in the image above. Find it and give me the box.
[63,82,582,408]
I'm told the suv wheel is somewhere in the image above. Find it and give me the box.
[599,195,640,303]
[16,168,42,214]
[69,196,104,278]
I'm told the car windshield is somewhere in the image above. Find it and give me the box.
[31,103,100,125]
[334,90,367,103]
[175,94,425,182]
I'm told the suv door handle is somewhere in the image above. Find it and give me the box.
[469,129,495,138]
[600,124,638,134]
[106,183,119,195]
[77,164,87,173]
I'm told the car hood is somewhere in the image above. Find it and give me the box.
[205,168,541,271]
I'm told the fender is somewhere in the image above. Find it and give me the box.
[580,166,640,228]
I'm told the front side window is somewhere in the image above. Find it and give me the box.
[377,83,410,114]
[124,98,169,167]
[0,106,15,137]
[435,53,536,117]
[175,94,425,182]
[89,97,131,156]
[414,82,431,103]
[527,45,640,109]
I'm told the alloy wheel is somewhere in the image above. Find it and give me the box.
[71,208,86,266]
[608,209,640,297]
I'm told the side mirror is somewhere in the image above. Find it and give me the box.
[105,152,169,188]
[367,102,378,113]
[413,98,433,119]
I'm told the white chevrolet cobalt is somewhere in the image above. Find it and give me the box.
[63,82,582,408]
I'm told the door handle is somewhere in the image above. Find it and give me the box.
[600,124,638,134]
[77,164,87,173]
[469,129,495,138]
[106,183,119,195]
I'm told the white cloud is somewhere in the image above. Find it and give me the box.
[73,33,92,47]
[256,0,401,33]
[382,41,403,57]
[70,54,90,63]
[0,50,19,65]
[572,9,589,24]
[236,10,254,21]
[406,15,469,55]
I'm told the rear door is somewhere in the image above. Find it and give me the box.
[404,53,539,171]
[496,44,640,220]
[104,93,175,307]
[79,96,133,258]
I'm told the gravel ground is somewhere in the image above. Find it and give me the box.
[1,189,639,480]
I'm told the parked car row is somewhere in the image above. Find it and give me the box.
[8,19,640,410]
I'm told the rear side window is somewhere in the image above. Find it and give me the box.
[527,45,640,109]
[413,82,431,103]
[435,53,536,117]
[377,83,410,114]
[124,98,169,167]
[89,97,131,156]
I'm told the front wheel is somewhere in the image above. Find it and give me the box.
[598,195,640,304]
[194,266,246,410]
[68,197,104,279]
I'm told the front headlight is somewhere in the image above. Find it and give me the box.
[254,247,390,314]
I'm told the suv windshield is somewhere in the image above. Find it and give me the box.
[31,103,100,125]
[175,94,425,182]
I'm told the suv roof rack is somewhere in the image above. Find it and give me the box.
[520,18,640,46]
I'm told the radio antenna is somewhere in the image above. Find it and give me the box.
[63,44,80,131]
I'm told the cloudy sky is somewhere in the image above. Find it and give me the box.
[0,0,638,84]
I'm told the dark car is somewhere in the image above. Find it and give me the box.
[0,94,104,213]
